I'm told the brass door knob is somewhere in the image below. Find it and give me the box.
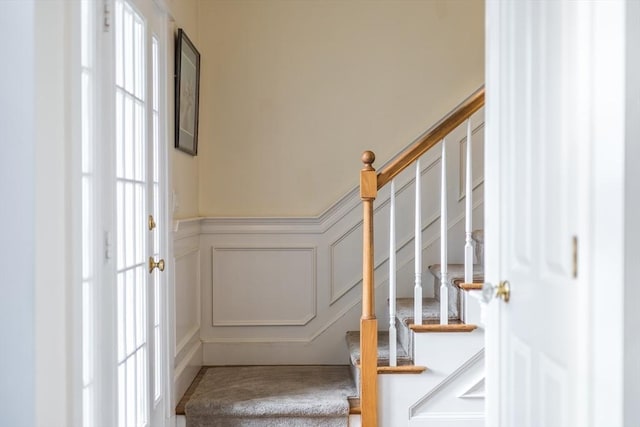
[481,280,510,303]
[149,257,165,273]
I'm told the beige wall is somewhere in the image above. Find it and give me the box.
[168,0,201,219]
[195,0,484,217]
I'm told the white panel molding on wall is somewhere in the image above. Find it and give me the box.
[172,219,203,405]
[174,247,201,355]
[176,110,485,365]
[211,246,317,326]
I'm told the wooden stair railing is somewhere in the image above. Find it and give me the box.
[358,86,485,427]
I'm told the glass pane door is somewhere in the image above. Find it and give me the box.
[113,0,167,424]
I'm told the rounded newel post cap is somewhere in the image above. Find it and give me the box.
[361,151,375,170]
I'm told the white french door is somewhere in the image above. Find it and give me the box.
[108,0,169,425]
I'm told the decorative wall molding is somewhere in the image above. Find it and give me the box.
[176,323,200,357]
[174,216,202,238]
[458,377,485,399]
[329,153,443,304]
[172,226,202,403]
[410,349,485,417]
[457,120,486,201]
[173,339,202,410]
[174,245,200,262]
[174,246,201,354]
[174,109,485,364]
[197,188,362,235]
[210,246,317,327]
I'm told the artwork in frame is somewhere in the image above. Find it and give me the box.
[175,28,201,156]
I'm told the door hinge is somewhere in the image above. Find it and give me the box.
[103,0,111,32]
[572,236,578,278]
[104,231,113,260]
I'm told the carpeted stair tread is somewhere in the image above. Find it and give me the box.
[395,297,460,327]
[345,330,412,367]
[184,365,356,427]
[428,263,485,288]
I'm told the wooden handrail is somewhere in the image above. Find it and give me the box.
[376,86,485,189]
[358,88,485,427]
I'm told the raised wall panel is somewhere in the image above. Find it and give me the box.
[174,247,201,354]
[172,220,203,410]
[458,122,486,201]
[330,222,363,303]
[211,247,317,326]
[410,350,485,416]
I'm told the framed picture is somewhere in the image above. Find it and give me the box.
[175,28,201,156]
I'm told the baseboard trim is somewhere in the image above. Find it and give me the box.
[174,340,202,408]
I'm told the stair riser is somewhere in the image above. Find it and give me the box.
[396,317,413,358]
[433,278,461,318]
[395,314,462,360]
[350,362,360,397]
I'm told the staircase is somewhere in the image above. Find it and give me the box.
[355,87,485,427]
[176,87,486,427]
[176,260,485,427]
[346,255,485,427]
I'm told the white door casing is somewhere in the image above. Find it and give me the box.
[485,1,590,426]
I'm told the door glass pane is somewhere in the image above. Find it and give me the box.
[115,1,148,425]
[150,35,163,403]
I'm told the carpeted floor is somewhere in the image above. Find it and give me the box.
[184,365,357,427]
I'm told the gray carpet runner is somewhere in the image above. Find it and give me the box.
[345,330,411,366]
[184,365,356,427]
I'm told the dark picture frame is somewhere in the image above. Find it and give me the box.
[175,28,201,156]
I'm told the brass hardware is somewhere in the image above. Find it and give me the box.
[572,236,578,278]
[149,256,165,273]
[496,280,510,303]
[148,215,156,231]
[481,280,510,303]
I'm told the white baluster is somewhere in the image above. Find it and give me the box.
[389,179,397,367]
[440,139,449,325]
[464,120,474,285]
[414,159,423,326]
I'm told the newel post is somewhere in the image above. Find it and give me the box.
[360,151,378,427]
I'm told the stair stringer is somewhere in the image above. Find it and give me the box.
[408,349,484,426]
[377,329,484,427]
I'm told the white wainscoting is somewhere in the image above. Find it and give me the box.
[173,219,203,406]
[174,110,484,366]
[211,246,317,326]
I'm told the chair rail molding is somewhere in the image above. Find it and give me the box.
[173,110,484,365]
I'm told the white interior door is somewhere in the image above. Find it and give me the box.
[112,0,169,425]
[485,1,587,426]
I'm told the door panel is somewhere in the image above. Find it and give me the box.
[487,1,581,426]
